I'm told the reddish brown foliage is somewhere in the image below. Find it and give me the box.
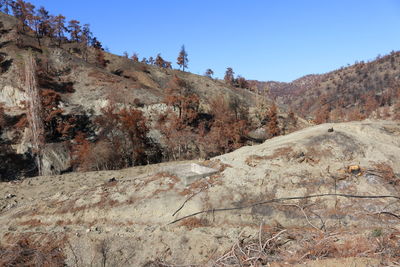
[95,48,108,67]
[0,104,5,130]
[83,104,151,169]
[267,103,280,137]
[363,92,379,116]
[224,67,234,85]
[70,131,91,171]
[0,235,65,267]
[314,104,330,124]
[164,75,199,123]
[179,217,208,230]
[176,45,188,71]
[235,75,249,89]
[202,96,249,155]
[347,107,366,121]
[40,89,62,122]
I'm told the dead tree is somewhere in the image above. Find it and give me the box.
[25,53,44,176]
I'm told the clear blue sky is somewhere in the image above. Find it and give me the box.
[26,0,400,82]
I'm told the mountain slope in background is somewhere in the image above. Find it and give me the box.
[253,52,400,122]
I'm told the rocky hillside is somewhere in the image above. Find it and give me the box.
[0,11,303,180]
[0,120,399,266]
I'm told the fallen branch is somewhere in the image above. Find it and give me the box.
[281,204,322,232]
[172,187,205,217]
[375,211,400,219]
[168,193,400,225]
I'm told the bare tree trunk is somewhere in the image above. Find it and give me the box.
[25,53,45,176]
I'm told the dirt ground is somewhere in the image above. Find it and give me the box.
[1,120,400,266]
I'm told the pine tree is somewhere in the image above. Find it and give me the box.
[67,19,81,42]
[52,14,67,47]
[131,52,139,62]
[205,68,214,78]
[224,67,235,85]
[177,45,188,71]
[155,53,165,68]
[36,6,52,37]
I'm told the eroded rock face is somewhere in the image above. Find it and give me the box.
[0,85,26,108]
[0,121,399,266]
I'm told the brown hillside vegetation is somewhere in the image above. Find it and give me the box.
[0,4,303,180]
[253,52,400,123]
[1,2,400,266]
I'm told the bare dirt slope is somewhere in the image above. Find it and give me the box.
[1,120,400,266]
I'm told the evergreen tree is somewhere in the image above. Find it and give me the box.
[177,45,188,71]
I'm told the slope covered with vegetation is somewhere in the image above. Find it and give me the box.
[254,52,400,123]
[0,1,301,180]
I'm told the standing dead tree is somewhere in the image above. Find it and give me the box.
[25,53,45,176]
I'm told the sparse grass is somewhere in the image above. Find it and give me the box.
[179,217,208,230]
[245,146,293,167]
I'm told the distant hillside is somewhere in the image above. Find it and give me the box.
[254,52,400,122]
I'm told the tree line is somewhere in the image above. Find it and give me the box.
[0,0,103,48]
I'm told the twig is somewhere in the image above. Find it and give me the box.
[262,229,287,251]
[172,188,204,217]
[376,211,400,219]
[168,193,400,225]
[282,204,322,232]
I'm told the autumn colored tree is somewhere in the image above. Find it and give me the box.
[364,92,379,117]
[205,68,214,78]
[224,67,235,85]
[177,45,188,71]
[117,107,149,165]
[81,24,92,46]
[235,76,249,89]
[52,14,67,46]
[36,6,52,37]
[67,19,81,42]
[347,107,366,121]
[70,131,90,170]
[155,53,165,68]
[12,0,35,32]
[80,24,92,61]
[131,53,139,62]
[95,48,108,67]
[157,110,196,160]
[267,103,280,137]
[164,75,199,122]
[204,95,248,155]
[157,75,202,160]
[70,132,118,171]
[94,104,150,167]
[314,104,330,124]
[164,61,172,69]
